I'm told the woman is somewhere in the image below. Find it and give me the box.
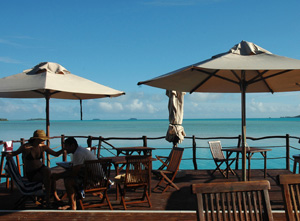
[7,129,64,206]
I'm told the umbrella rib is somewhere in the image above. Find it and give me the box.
[251,70,274,93]
[190,69,219,93]
[33,90,61,97]
[191,68,240,93]
[250,70,292,88]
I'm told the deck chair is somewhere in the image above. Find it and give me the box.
[4,159,44,208]
[116,155,152,210]
[78,159,113,210]
[152,147,184,193]
[192,180,273,221]
[278,174,300,220]
[208,141,236,177]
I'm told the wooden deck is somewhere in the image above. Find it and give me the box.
[0,168,289,220]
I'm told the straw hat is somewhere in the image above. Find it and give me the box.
[31,129,49,140]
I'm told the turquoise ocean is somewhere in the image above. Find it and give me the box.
[1,118,300,171]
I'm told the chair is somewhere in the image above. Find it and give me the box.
[78,159,113,210]
[208,141,236,177]
[152,147,184,193]
[4,159,44,208]
[117,155,152,210]
[278,174,300,220]
[192,180,273,221]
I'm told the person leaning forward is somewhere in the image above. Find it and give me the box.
[6,129,65,207]
[52,137,98,210]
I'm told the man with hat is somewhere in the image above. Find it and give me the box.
[7,129,65,207]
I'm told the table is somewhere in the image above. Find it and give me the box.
[224,147,272,180]
[115,146,156,156]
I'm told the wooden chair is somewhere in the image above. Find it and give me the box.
[152,147,184,193]
[78,159,113,210]
[278,174,300,220]
[208,141,236,177]
[5,159,44,208]
[117,155,152,210]
[192,180,273,221]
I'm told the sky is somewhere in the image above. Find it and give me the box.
[1,0,300,120]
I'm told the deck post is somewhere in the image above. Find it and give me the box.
[143,136,147,147]
[286,134,290,171]
[98,136,102,158]
[61,134,66,162]
[192,135,197,170]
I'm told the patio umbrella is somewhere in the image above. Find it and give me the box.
[0,62,125,137]
[165,90,186,147]
[138,40,300,181]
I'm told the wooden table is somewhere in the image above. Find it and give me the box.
[115,146,156,157]
[224,147,272,180]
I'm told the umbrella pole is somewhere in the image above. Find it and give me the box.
[80,99,83,121]
[45,91,50,168]
[241,71,247,181]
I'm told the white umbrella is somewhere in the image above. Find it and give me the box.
[138,40,300,181]
[0,62,125,137]
[165,90,186,147]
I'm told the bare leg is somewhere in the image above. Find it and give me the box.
[64,176,77,210]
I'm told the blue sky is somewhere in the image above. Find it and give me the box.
[1,0,300,120]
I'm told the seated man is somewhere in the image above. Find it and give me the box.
[52,137,98,210]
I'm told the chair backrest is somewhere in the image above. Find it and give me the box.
[5,159,43,196]
[83,159,111,191]
[278,174,300,221]
[125,155,151,186]
[192,180,273,221]
[208,141,225,160]
[166,147,184,172]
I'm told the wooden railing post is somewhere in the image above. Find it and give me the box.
[87,136,92,147]
[61,134,67,162]
[98,136,102,159]
[286,134,290,171]
[235,135,242,169]
[192,135,197,170]
[143,136,147,147]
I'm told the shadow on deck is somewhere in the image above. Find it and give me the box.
[0,168,290,220]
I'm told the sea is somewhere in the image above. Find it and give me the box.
[1,118,300,171]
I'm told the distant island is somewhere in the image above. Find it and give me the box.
[0,118,8,121]
[280,115,300,118]
[128,118,137,120]
[27,118,46,121]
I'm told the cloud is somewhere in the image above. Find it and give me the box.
[126,99,143,111]
[0,38,23,48]
[186,93,223,102]
[0,56,22,64]
[98,102,124,112]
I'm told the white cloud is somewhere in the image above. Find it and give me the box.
[126,99,143,111]
[187,93,223,102]
[0,56,22,64]
[98,102,124,112]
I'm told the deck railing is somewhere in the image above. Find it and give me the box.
[2,134,300,175]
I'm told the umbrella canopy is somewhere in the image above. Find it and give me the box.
[0,62,125,136]
[138,40,300,181]
[165,90,186,147]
